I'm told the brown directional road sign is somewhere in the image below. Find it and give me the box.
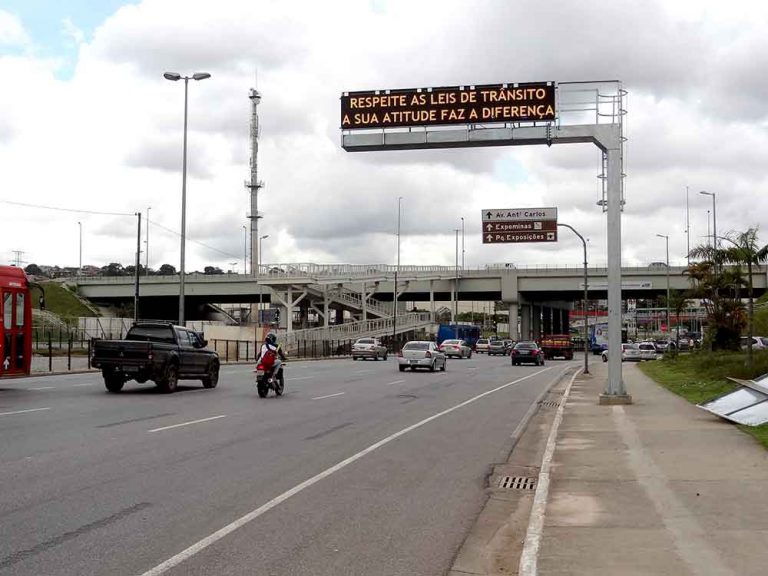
[483,230,558,244]
[482,220,558,234]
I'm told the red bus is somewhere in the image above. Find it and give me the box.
[0,265,34,377]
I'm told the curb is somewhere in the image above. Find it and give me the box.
[518,367,583,576]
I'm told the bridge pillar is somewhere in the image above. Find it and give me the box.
[562,308,570,334]
[532,305,541,339]
[323,287,330,328]
[553,307,562,333]
[542,306,552,335]
[335,307,344,325]
[429,281,435,316]
[361,281,367,322]
[507,302,519,340]
[520,304,531,340]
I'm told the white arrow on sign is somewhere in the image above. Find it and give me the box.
[486,234,493,242]
[486,223,493,231]
[2,357,9,370]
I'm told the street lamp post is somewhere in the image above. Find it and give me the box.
[145,206,151,275]
[558,223,589,374]
[460,217,465,270]
[242,225,248,275]
[164,71,211,326]
[454,228,460,338]
[393,197,402,344]
[699,191,717,250]
[258,234,269,329]
[656,234,671,336]
[77,221,82,272]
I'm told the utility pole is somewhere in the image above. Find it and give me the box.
[393,197,402,344]
[558,223,589,374]
[246,87,263,277]
[685,186,690,266]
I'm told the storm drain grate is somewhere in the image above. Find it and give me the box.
[539,400,560,408]
[498,476,537,490]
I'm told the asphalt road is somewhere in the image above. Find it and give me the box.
[0,354,577,576]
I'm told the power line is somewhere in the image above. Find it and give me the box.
[148,220,240,259]
[0,199,134,217]
[1,198,240,260]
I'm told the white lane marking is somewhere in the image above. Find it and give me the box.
[30,387,56,390]
[311,392,345,400]
[519,368,581,576]
[148,415,227,433]
[354,369,374,374]
[0,407,52,417]
[384,380,405,386]
[292,376,313,381]
[140,367,552,576]
[71,383,95,387]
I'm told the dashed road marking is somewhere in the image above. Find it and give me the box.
[384,380,405,386]
[0,407,52,417]
[312,392,345,400]
[148,415,227,433]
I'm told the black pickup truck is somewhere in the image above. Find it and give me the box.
[92,322,220,393]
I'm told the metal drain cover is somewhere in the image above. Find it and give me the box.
[539,400,560,408]
[498,476,537,490]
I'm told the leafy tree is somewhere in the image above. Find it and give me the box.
[719,228,768,368]
[101,262,125,277]
[24,263,44,276]
[660,289,693,350]
[157,264,177,275]
[203,266,224,275]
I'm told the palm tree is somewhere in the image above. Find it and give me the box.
[686,244,746,351]
[662,289,692,350]
[719,228,768,368]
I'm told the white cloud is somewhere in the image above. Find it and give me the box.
[0,10,29,47]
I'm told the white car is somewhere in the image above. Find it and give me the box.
[397,341,447,372]
[439,339,472,358]
[352,337,388,360]
[741,336,768,350]
[602,343,648,362]
[475,339,490,354]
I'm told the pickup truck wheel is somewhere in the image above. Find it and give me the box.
[159,364,179,393]
[202,361,219,389]
[104,373,124,393]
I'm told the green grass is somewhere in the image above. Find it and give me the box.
[639,351,768,449]
[35,282,97,321]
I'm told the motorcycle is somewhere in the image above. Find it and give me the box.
[254,361,285,398]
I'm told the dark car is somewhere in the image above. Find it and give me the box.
[511,341,545,366]
[92,322,220,393]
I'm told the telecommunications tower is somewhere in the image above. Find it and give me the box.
[246,87,263,277]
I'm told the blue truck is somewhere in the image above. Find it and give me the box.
[436,323,481,348]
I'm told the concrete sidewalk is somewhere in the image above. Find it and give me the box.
[535,360,768,576]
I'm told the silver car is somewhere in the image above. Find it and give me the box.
[439,339,472,358]
[352,337,388,361]
[397,341,447,372]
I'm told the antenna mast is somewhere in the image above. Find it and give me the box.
[246,87,263,277]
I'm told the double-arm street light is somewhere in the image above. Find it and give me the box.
[164,71,211,325]
[656,234,671,335]
[699,190,717,250]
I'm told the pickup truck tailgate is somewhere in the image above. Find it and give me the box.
[92,340,153,367]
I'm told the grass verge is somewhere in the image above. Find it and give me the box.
[639,351,768,449]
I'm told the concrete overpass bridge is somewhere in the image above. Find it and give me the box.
[74,262,766,339]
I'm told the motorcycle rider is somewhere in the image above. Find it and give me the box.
[257,332,287,386]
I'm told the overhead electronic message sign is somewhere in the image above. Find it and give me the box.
[341,82,555,130]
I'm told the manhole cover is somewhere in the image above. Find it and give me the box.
[498,476,537,490]
[539,400,560,408]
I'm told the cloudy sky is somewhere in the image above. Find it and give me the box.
[1,0,766,273]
